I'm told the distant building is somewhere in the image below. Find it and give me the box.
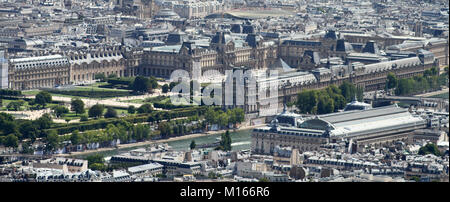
[252,105,427,154]
[33,158,88,174]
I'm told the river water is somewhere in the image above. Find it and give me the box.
[167,129,252,152]
[74,129,252,159]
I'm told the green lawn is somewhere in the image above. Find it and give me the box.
[429,92,449,99]
[121,99,146,104]
[60,107,130,121]
[22,90,40,96]
[0,99,31,111]
[74,85,130,92]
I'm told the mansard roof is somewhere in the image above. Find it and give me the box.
[10,54,69,70]
[269,58,294,72]
[363,56,422,74]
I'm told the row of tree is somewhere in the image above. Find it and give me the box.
[158,116,202,138]
[204,108,245,129]
[386,67,448,96]
[296,81,363,114]
[0,112,53,148]
[44,121,152,153]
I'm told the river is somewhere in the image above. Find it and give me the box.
[167,129,252,152]
[74,129,252,159]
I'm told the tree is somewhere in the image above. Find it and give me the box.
[162,84,169,93]
[21,141,34,154]
[35,113,52,130]
[395,78,414,95]
[190,140,196,150]
[218,112,229,128]
[169,82,179,91]
[0,113,18,135]
[108,73,117,79]
[131,76,154,94]
[137,104,153,114]
[127,105,136,114]
[71,98,85,115]
[339,81,357,103]
[35,91,52,108]
[217,130,232,151]
[296,90,318,114]
[205,108,217,125]
[88,104,105,118]
[7,101,24,111]
[317,94,334,114]
[104,107,118,118]
[94,73,106,82]
[19,121,38,142]
[230,108,245,126]
[53,105,69,118]
[386,73,398,89]
[4,134,19,148]
[45,130,60,153]
[418,143,441,156]
[158,122,172,138]
[71,130,81,145]
[86,154,105,170]
[80,115,88,122]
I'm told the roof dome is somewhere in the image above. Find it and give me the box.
[154,9,180,19]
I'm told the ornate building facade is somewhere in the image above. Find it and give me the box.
[251,105,427,154]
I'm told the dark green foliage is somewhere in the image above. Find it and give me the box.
[162,84,169,93]
[104,107,118,118]
[7,100,24,111]
[127,105,136,114]
[71,98,85,115]
[131,76,158,94]
[137,104,153,114]
[339,81,362,103]
[46,89,130,98]
[45,130,60,152]
[80,115,88,122]
[106,77,135,85]
[296,90,318,114]
[70,130,80,145]
[94,73,106,82]
[395,67,447,96]
[418,143,441,156]
[153,102,191,109]
[86,154,106,170]
[190,140,196,150]
[169,82,179,91]
[4,134,19,148]
[1,113,22,141]
[0,89,22,96]
[35,91,52,108]
[48,106,212,135]
[19,121,38,142]
[35,113,52,130]
[88,104,105,118]
[21,141,34,154]
[386,72,398,89]
[216,130,232,151]
[108,74,117,79]
[53,105,69,118]
[296,83,363,114]
[204,108,245,128]
[158,122,172,138]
